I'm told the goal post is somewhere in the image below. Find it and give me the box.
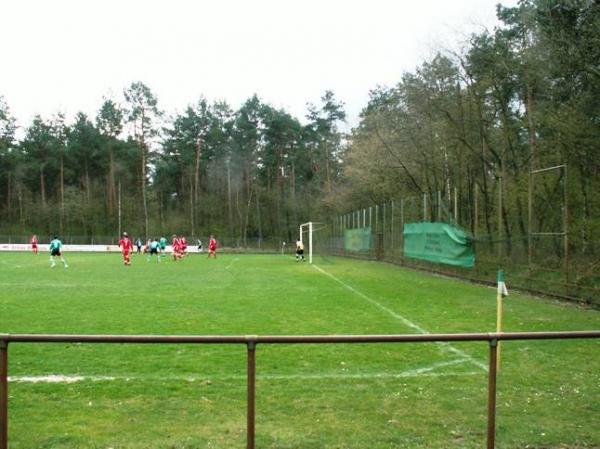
[299,222,313,264]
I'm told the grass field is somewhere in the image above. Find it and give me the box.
[1,251,599,449]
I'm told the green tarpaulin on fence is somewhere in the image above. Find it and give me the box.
[403,222,474,267]
[344,227,372,252]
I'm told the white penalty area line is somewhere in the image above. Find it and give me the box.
[9,361,478,384]
[225,257,240,270]
[312,264,488,372]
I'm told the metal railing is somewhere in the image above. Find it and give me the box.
[1,330,599,449]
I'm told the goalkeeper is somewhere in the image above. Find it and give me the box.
[295,240,305,262]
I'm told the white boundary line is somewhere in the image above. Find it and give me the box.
[9,361,479,384]
[225,257,240,270]
[312,264,488,371]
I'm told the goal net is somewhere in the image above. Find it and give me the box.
[299,222,328,264]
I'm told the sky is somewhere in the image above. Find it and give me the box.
[1,0,518,133]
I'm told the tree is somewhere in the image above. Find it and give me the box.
[306,90,346,193]
[50,113,68,233]
[123,82,161,238]
[0,97,17,220]
[230,95,264,245]
[21,116,55,210]
[68,112,104,234]
[96,98,124,219]
[162,99,213,235]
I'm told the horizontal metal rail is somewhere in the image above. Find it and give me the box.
[2,330,599,344]
[1,330,599,449]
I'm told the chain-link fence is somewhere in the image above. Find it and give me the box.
[317,191,600,306]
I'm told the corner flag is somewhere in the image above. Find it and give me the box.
[497,270,508,297]
[496,269,508,370]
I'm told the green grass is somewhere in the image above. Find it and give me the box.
[0,252,598,449]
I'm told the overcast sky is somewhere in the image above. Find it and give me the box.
[1,0,518,132]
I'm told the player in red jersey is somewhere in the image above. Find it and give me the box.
[30,234,38,254]
[208,234,217,258]
[172,235,182,261]
[119,232,134,266]
[181,236,188,257]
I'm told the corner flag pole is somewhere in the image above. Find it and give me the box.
[496,270,508,369]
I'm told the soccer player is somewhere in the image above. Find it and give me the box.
[197,239,203,252]
[30,234,38,255]
[135,237,143,254]
[181,236,188,256]
[49,236,68,268]
[147,238,161,263]
[159,236,167,257]
[119,232,133,266]
[295,239,305,262]
[208,235,217,258]
[172,235,182,261]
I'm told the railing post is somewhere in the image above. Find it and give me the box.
[487,338,498,449]
[247,339,256,449]
[0,337,8,449]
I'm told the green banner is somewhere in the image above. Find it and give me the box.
[344,227,372,252]
[403,222,474,267]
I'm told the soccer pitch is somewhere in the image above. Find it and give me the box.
[1,252,598,449]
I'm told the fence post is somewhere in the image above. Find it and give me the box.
[247,339,257,449]
[486,338,498,449]
[0,337,8,449]
[390,201,394,252]
[400,199,404,261]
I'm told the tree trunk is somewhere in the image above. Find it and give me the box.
[255,187,262,248]
[227,160,233,239]
[526,84,537,167]
[236,189,242,246]
[141,142,149,238]
[194,142,201,203]
[85,160,91,205]
[526,83,537,266]
[60,154,65,234]
[325,142,332,193]
[193,142,201,237]
[243,184,253,248]
[108,147,116,217]
[6,170,11,218]
[189,174,194,236]
[18,184,24,228]
[40,165,46,208]
[476,96,493,238]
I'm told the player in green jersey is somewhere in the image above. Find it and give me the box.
[49,236,68,268]
[147,238,161,263]
[159,236,167,257]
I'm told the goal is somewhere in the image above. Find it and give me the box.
[299,222,314,264]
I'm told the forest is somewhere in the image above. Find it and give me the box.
[0,0,598,260]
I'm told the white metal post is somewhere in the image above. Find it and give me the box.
[309,221,313,264]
